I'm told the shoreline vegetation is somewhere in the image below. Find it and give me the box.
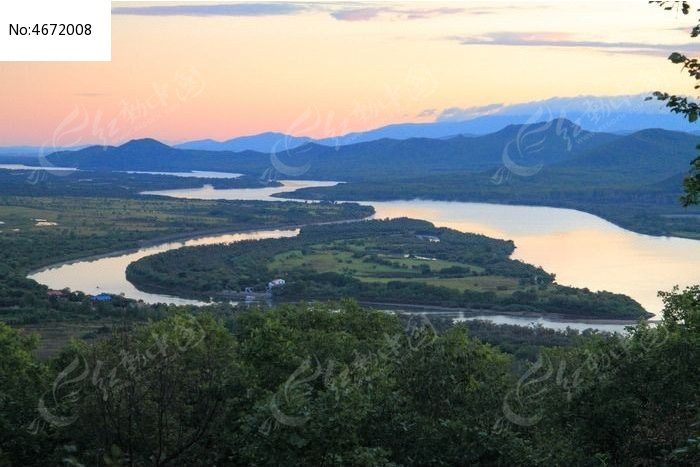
[0,168,684,327]
[0,195,373,326]
[126,218,650,320]
[355,301,653,325]
[0,170,676,326]
[26,216,372,276]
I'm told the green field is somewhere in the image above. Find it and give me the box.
[270,249,484,274]
[268,241,558,297]
[269,246,503,293]
[359,275,521,293]
[18,321,111,360]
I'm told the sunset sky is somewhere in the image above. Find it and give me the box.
[1,1,699,146]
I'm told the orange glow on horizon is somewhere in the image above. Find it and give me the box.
[0,1,698,146]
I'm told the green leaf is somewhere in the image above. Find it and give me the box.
[669,52,685,64]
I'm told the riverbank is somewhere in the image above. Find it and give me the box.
[358,301,656,325]
[124,218,650,323]
[27,216,372,277]
[25,184,698,326]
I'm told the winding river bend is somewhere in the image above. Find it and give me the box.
[30,229,299,306]
[30,180,700,332]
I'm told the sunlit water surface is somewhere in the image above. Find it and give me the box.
[30,230,299,306]
[29,181,700,332]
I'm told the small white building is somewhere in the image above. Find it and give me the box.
[267,279,286,289]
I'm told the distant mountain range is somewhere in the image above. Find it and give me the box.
[0,145,89,156]
[4,94,698,155]
[172,94,699,153]
[174,116,531,152]
[43,119,698,188]
[176,132,313,152]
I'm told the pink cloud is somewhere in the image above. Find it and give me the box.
[331,7,463,22]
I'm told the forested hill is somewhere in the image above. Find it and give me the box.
[43,119,696,185]
[45,138,265,173]
[558,128,699,183]
[40,120,700,239]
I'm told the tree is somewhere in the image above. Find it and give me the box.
[0,323,49,466]
[48,312,246,466]
[659,284,700,332]
[382,325,521,465]
[518,287,700,465]
[650,1,700,205]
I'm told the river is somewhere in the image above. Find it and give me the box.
[29,180,700,332]
[30,229,299,306]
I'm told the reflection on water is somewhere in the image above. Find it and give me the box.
[0,164,76,171]
[29,229,299,305]
[32,181,700,330]
[455,314,631,333]
[144,181,699,316]
[369,200,700,315]
[142,180,339,201]
[123,170,242,179]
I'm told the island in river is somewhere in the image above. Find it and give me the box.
[126,218,649,320]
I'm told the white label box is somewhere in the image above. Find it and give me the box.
[0,0,110,61]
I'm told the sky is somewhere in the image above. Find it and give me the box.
[1,1,700,146]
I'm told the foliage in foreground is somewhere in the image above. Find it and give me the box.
[0,286,698,466]
[651,1,700,206]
